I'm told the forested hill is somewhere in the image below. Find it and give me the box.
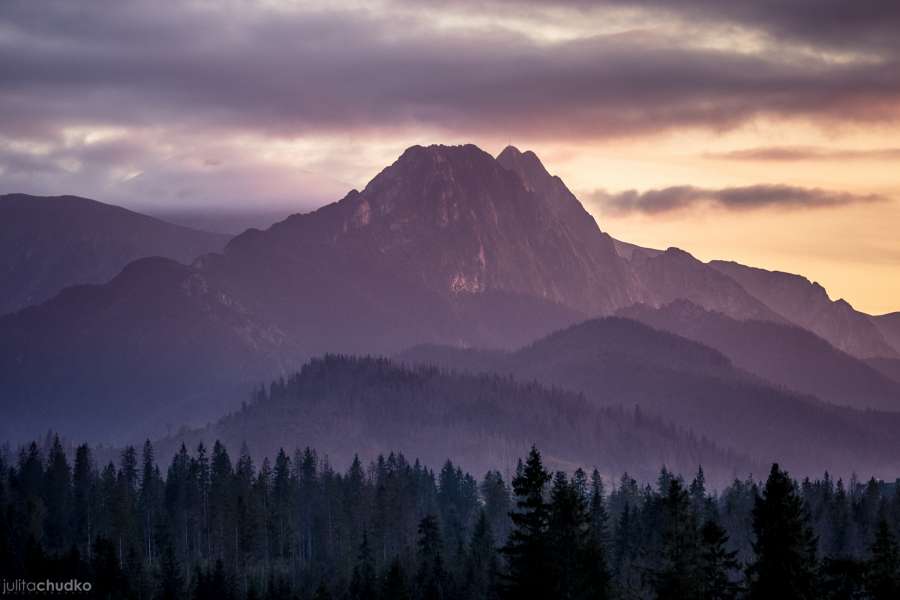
[399,317,900,479]
[155,355,754,486]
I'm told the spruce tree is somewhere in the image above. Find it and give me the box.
[650,478,701,599]
[416,515,448,600]
[43,435,72,553]
[72,444,96,558]
[380,557,410,600]
[481,471,512,545]
[349,531,377,600]
[589,470,610,549]
[865,519,900,599]
[748,464,818,600]
[697,519,741,600]
[501,446,551,600]
[157,544,184,600]
[465,510,499,600]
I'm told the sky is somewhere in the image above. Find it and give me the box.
[1,1,899,314]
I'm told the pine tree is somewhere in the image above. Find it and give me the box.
[548,471,611,599]
[501,446,551,600]
[349,531,377,600]
[650,477,701,599]
[43,435,72,553]
[697,519,741,600]
[416,515,449,600]
[481,470,511,545]
[380,557,410,600]
[465,510,499,600]
[157,544,184,600]
[72,444,96,558]
[313,581,334,600]
[865,519,900,599]
[91,536,131,600]
[690,466,709,518]
[115,446,139,564]
[748,464,818,600]
[589,469,610,549]
[140,440,161,564]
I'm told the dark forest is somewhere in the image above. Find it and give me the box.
[2,438,899,600]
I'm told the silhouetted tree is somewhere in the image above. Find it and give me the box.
[501,446,551,600]
[865,519,900,599]
[748,464,818,600]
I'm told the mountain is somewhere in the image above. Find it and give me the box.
[619,300,900,411]
[709,260,899,359]
[219,144,629,322]
[872,311,900,355]
[2,143,895,448]
[0,194,230,315]
[398,317,900,478]
[0,257,301,443]
[866,358,900,385]
[626,247,784,322]
[156,355,755,485]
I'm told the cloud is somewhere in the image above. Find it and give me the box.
[590,184,886,215]
[3,0,900,210]
[438,0,900,55]
[705,146,900,161]
[2,1,900,143]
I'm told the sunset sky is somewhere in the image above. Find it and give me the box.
[2,0,899,313]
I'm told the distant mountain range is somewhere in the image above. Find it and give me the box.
[618,300,900,411]
[398,317,900,478]
[2,144,899,479]
[0,194,229,315]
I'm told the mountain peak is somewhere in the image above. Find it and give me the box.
[496,145,553,193]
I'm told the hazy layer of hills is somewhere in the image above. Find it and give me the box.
[2,143,899,479]
[0,194,229,315]
[398,318,900,478]
[619,300,900,411]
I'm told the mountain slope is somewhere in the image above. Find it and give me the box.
[709,260,898,359]
[0,194,229,314]
[399,317,900,478]
[619,300,900,411]
[866,358,900,385]
[872,312,900,356]
[628,248,784,322]
[0,257,300,443]
[157,355,755,485]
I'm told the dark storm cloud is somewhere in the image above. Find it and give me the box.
[2,0,900,146]
[592,185,886,215]
[706,147,900,161]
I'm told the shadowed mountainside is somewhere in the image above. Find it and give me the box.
[398,317,900,478]
[0,194,229,315]
[619,300,900,411]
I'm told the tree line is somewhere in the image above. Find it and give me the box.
[1,437,899,599]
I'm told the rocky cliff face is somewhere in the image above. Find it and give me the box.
[226,144,632,317]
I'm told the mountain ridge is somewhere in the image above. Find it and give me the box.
[0,193,230,315]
